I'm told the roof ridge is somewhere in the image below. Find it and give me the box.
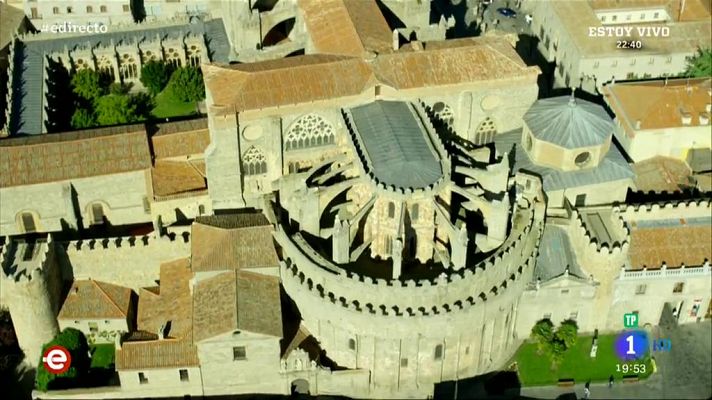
[94,280,129,317]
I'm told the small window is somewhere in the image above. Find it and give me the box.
[434,344,443,360]
[653,12,659,18]
[74,320,79,324]
[100,5,107,13]
[673,282,684,293]
[66,6,73,13]
[593,61,600,69]
[561,289,569,294]
[569,311,578,320]
[575,151,592,167]
[543,313,552,320]
[138,372,148,384]
[52,6,59,14]
[348,338,356,350]
[465,346,470,355]
[626,14,631,21]
[635,284,647,295]
[86,6,93,13]
[411,204,419,221]
[649,57,654,65]
[21,212,36,233]
[612,15,618,22]
[123,5,130,12]
[665,56,672,64]
[640,13,645,20]
[104,320,109,324]
[179,369,189,382]
[233,346,246,360]
[600,15,606,22]
[31,7,39,18]
[91,203,105,225]
[400,358,408,368]
[388,202,395,218]
[89,322,98,333]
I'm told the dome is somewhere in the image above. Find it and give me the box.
[523,95,614,149]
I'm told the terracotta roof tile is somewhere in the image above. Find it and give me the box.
[151,119,210,159]
[629,223,712,269]
[191,219,280,272]
[151,160,207,197]
[299,0,366,56]
[58,280,133,320]
[633,156,693,193]
[603,78,712,134]
[236,271,283,338]
[116,339,199,370]
[0,125,150,188]
[137,258,193,341]
[193,271,237,342]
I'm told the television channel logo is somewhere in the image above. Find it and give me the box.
[42,345,72,374]
[614,330,648,361]
[623,312,638,328]
[653,338,672,352]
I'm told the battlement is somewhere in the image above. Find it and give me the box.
[61,231,191,253]
[570,208,630,256]
[277,192,545,318]
[616,199,711,221]
[1,235,55,283]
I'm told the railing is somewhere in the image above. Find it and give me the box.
[619,261,711,280]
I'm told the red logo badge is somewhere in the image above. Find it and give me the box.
[42,345,71,374]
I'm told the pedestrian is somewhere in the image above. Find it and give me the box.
[583,386,590,399]
[609,375,614,388]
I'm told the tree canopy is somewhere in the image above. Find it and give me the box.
[554,319,579,350]
[684,48,712,78]
[70,69,110,101]
[70,108,96,129]
[531,319,554,354]
[167,66,205,102]
[35,328,90,391]
[95,94,139,126]
[140,61,172,95]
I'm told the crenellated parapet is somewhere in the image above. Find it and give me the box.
[61,231,191,253]
[570,208,630,256]
[276,188,545,319]
[616,198,711,222]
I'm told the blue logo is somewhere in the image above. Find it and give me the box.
[614,330,648,361]
[652,338,672,352]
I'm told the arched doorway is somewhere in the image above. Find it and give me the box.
[290,378,310,395]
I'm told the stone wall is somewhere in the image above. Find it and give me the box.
[617,199,711,222]
[58,233,191,291]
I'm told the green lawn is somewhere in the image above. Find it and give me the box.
[151,90,197,119]
[514,334,653,386]
[90,343,115,370]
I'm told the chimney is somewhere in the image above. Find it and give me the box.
[392,29,399,51]
[681,112,692,125]
[700,113,710,125]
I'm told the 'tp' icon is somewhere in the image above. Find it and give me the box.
[623,313,638,328]
[42,345,71,374]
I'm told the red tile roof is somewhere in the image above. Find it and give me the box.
[58,280,133,320]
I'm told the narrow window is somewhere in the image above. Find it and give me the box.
[138,372,148,384]
[66,6,73,13]
[673,282,684,293]
[21,212,36,233]
[233,346,246,360]
[411,204,419,221]
[635,284,647,295]
[91,203,105,225]
[400,358,408,368]
[86,6,93,13]
[179,369,189,382]
[653,12,659,18]
[52,6,59,14]
[348,338,356,350]
[123,5,130,12]
[100,5,107,13]
[434,344,443,360]
[388,202,395,218]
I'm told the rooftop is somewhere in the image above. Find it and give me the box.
[0,124,151,188]
[523,95,615,149]
[495,130,635,191]
[150,118,210,159]
[632,156,694,193]
[628,217,712,269]
[535,225,586,282]
[151,160,207,197]
[58,280,133,320]
[602,78,712,135]
[349,101,443,189]
[191,217,280,272]
[0,2,25,50]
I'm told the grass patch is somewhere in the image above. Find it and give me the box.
[90,343,115,370]
[151,89,197,119]
[514,334,653,386]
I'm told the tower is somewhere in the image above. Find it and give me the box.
[1,235,61,364]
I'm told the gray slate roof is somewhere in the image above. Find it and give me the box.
[495,129,634,191]
[349,101,443,189]
[8,19,229,136]
[523,96,614,149]
[534,225,585,282]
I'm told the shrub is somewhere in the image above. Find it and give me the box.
[70,108,96,129]
[35,328,90,391]
[140,61,172,95]
[95,94,139,126]
[70,69,109,101]
[166,66,205,102]
[531,319,554,354]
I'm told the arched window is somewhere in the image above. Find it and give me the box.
[285,114,335,151]
[86,6,93,13]
[411,204,419,221]
[525,134,533,151]
[21,212,36,233]
[100,5,107,13]
[388,202,395,218]
[90,203,105,225]
[243,146,267,176]
[434,344,443,360]
[348,338,356,350]
[432,102,454,126]
[53,7,59,14]
[474,117,497,145]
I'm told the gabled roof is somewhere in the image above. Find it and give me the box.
[535,225,586,282]
[193,270,283,342]
[151,160,207,197]
[0,124,151,188]
[150,118,210,159]
[116,339,199,370]
[523,96,614,149]
[58,280,133,320]
[191,215,280,272]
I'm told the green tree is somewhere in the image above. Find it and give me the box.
[167,66,205,102]
[35,328,90,391]
[140,61,172,95]
[95,94,139,126]
[70,69,109,101]
[554,319,579,350]
[684,47,712,78]
[70,108,96,129]
[531,319,554,354]
[549,338,567,369]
